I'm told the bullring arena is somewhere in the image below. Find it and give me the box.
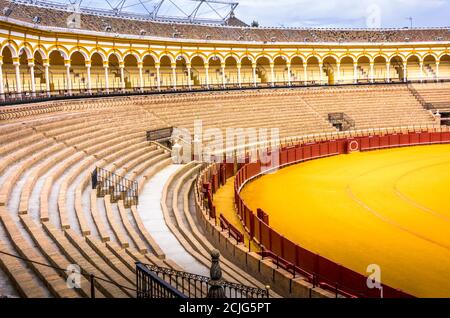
[0,0,449,299]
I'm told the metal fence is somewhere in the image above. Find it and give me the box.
[136,263,188,298]
[328,112,355,131]
[2,79,449,107]
[407,83,436,111]
[136,263,270,299]
[146,127,174,142]
[92,167,138,207]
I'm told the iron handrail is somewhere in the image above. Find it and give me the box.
[141,263,269,298]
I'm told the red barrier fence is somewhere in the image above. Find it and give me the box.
[233,130,450,298]
[219,215,245,244]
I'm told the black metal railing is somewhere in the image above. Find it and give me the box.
[146,127,174,142]
[136,263,188,298]
[328,112,355,131]
[2,79,450,107]
[92,167,138,207]
[407,83,436,111]
[136,263,270,299]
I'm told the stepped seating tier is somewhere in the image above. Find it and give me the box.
[0,82,445,297]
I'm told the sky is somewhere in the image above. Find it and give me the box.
[235,0,450,28]
[51,0,450,28]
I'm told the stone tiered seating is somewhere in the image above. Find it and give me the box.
[0,83,440,297]
[298,85,436,129]
[0,102,180,297]
[413,82,450,110]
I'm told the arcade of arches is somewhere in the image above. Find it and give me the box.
[1,45,449,95]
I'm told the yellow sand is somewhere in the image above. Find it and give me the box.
[238,144,450,298]
[213,176,260,252]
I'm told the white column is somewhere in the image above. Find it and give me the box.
[138,62,144,91]
[270,62,275,86]
[319,62,323,85]
[204,65,209,88]
[13,59,22,94]
[252,63,257,87]
[436,62,440,81]
[221,63,226,88]
[103,63,110,93]
[64,60,72,94]
[119,64,125,90]
[86,63,92,94]
[287,63,291,86]
[171,63,177,89]
[44,62,50,95]
[0,61,5,100]
[336,62,341,84]
[419,61,424,82]
[386,63,391,83]
[237,64,242,87]
[370,62,374,83]
[155,64,161,90]
[29,62,36,96]
[403,62,407,82]
[353,62,358,84]
[303,64,308,85]
[187,64,192,90]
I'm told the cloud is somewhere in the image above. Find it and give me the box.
[235,0,450,28]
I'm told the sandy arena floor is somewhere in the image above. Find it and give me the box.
[236,144,450,297]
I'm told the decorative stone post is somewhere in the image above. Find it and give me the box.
[252,63,257,87]
[64,59,72,94]
[286,62,291,86]
[221,62,226,88]
[303,63,308,85]
[138,61,144,91]
[171,63,177,89]
[207,250,225,298]
[204,65,210,88]
[102,61,109,93]
[237,63,241,87]
[155,63,161,90]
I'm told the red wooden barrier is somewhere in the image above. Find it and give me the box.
[295,146,303,161]
[303,144,312,160]
[257,208,269,225]
[311,143,320,157]
[219,215,244,244]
